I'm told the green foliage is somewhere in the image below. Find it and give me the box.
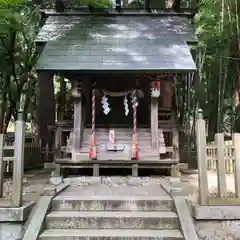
[0,1,40,132]
[79,0,113,8]
[193,0,240,136]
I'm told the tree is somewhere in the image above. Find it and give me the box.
[0,1,40,133]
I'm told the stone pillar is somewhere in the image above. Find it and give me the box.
[215,133,227,197]
[233,133,240,198]
[195,109,208,205]
[72,81,82,161]
[38,72,55,161]
[0,133,4,198]
[12,110,25,207]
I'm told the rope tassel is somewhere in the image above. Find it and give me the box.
[131,90,139,160]
[89,87,96,160]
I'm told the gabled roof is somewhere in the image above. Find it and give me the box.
[35,15,197,72]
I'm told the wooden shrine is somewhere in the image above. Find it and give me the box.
[35,7,197,175]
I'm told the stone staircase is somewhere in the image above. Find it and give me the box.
[39,195,184,239]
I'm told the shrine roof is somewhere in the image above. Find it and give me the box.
[35,15,197,72]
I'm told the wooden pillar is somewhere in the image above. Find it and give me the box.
[150,79,160,153]
[72,81,82,161]
[151,98,159,152]
[38,72,55,161]
[57,76,66,121]
[195,109,208,205]
[173,127,179,162]
[12,111,25,207]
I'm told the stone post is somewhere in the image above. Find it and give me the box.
[11,110,25,207]
[215,133,227,197]
[195,109,208,205]
[233,133,240,198]
[0,133,4,197]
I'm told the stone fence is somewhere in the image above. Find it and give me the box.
[206,142,235,173]
[196,109,240,205]
[0,110,26,207]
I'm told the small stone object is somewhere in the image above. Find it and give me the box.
[169,177,181,184]
[88,177,101,185]
[170,187,182,193]
[128,177,141,186]
[50,177,63,185]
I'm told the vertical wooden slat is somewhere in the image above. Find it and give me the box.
[173,127,179,162]
[0,134,4,197]
[233,133,240,198]
[72,82,82,161]
[151,98,159,153]
[195,109,208,205]
[215,133,227,197]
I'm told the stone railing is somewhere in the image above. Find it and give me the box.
[206,143,235,173]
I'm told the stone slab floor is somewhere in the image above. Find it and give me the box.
[1,171,240,239]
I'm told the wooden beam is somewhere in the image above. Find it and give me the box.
[151,98,159,152]
[72,81,82,161]
[57,76,66,121]
[37,72,55,158]
[172,127,179,162]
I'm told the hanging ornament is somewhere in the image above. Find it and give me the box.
[151,79,160,98]
[123,95,129,116]
[101,94,111,115]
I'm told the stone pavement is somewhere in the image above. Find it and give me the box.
[59,184,168,197]
[59,177,169,197]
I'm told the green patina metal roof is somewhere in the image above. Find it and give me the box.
[35,15,197,72]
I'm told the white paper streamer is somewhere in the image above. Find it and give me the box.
[124,95,129,116]
[101,95,111,115]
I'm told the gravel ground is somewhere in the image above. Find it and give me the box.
[2,169,53,202]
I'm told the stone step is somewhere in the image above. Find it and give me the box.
[52,196,174,212]
[39,229,183,240]
[46,211,179,229]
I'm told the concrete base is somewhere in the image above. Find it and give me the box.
[0,223,24,240]
[191,203,240,220]
[0,201,35,222]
